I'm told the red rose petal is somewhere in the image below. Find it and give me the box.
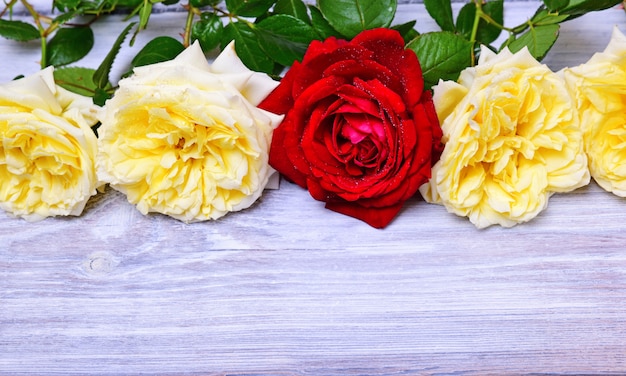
[335,85,380,117]
[325,199,404,229]
[261,28,442,228]
[301,37,348,64]
[269,117,308,188]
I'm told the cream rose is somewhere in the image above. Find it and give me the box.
[562,26,626,196]
[97,41,283,222]
[420,46,589,228]
[0,67,99,221]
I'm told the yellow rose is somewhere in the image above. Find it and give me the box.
[97,41,283,222]
[420,46,589,228]
[0,67,99,221]
[562,26,626,196]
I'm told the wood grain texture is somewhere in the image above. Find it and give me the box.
[2,2,626,375]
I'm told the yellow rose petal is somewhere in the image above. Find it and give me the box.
[97,42,283,222]
[563,26,626,196]
[0,67,99,221]
[420,46,589,228]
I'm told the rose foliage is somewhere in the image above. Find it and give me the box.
[0,0,620,103]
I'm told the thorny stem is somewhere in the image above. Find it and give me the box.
[211,6,233,18]
[470,0,523,62]
[0,0,19,18]
[481,11,512,32]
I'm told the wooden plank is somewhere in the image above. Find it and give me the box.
[2,2,626,374]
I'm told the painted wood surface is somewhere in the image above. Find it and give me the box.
[2,2,626,374]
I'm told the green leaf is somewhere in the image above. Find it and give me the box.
[455,0,503,45]
[309,5,342,39]
[530,7,570,26]
[131,36,185,68]
[274,0,310,23]
[405,30,420,45]
[53,0,80,11]
[478,0,503,45]
[455,2,475,40]
[392,20,416,36]
[543,0,568,11]
[52,10,81,25]
[255,14,317,66]
[138,1,153,31]
[54,66,98,96]
[406,31,473,89]
[46,27,94,67]
[93,88,111,107]
[318,0,396,39]
[115,0,144,8]
[93,22,136,89]
[507,24,559,61]
[225,0,274,17]
[423,0,455,32]
[189,0,220,6]
[222,21,275,74]
[191,12,223,51]
[0,19,40,42]
[391,20,418,44]
[561,0,622,15]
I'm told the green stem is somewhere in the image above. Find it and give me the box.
[39,31,47,68]
[0,0,19,18]
[509,18,532,35]
[469,0,482,64]
[20,0,47,68]
[183,3,196,48]
[480,12,512,33]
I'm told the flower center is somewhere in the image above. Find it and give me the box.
[332,111,386,175]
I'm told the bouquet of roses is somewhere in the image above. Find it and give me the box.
[0,0,623,229]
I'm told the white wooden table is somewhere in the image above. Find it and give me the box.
[2,2,626,374]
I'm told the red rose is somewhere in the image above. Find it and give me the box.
[260,28,443,228]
